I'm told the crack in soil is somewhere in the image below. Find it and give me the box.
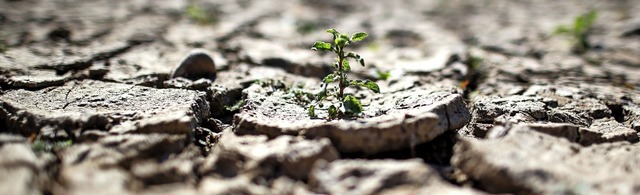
[35,41,143,76]
[62,82,78,109]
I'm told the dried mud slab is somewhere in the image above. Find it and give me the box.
[466,83,640,144]
[309,159,482,195]
[198,176,313,195]
[200,130,339,181]
[453,126,640,194]
[56,133,194,194]
[234,82,470,154]
[0,42,134,88]
[0,80,209,136]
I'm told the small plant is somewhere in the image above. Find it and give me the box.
[224,99,245,112]
[186,5,216,25]
[376,70,391,81]
[308,29,380,119]
[31,139,73,154]
[554,10,598,54]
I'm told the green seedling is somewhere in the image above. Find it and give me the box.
[186,5,216,25]
[309,29,380,119]
[224,99,245,112]
[32,139,72,154]
[554,10,598,54]
[376,70,391,80]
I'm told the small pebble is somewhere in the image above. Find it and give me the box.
[171,49,217,81]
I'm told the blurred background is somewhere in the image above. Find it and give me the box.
[1,0,638,88]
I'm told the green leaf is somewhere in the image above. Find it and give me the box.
[328,105,338,118]
[576,10,597,35]
[308,105,316,117]
[376,70,391,80]
[574,11,597,34]
[346,52,365,66]
[574,15,585,33]
[326,29,339,35]
[351,32,368,42]
[343,95,363,114]
[224,99,245,112]
[349,80,380,93]
[334,37,349,47]
[311,41,332,51]
[317,83,328,100]
[583,11,598,29]
[363,80,380,93]
[342,60,350,71]
[323,74,335,83]
[340,33,350,40]
[358,58,365,67]
[186,5,214,25]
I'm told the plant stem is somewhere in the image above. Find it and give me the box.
[337,47,345,101]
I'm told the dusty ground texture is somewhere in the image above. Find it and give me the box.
[1,0,640,194]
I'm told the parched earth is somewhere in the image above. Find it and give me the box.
[1,0,640,194]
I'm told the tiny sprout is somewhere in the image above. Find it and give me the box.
[554,10,598,54]
[376,70,391,80]
[309,29,380,119]
[186,5,215,25]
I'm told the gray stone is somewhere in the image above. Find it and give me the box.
[453,127,640,194]
[310,159,482,195]
[0,80,209,136]
[200,130,339,180]
[171,49,217,81]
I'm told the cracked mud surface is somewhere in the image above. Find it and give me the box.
[1,0,640,194]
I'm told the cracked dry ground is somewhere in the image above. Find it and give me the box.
[1,0,640,195]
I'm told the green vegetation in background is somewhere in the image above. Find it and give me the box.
[32,139,73,154]
[376,70,391,81]
[554,10,598,54]
[296,20,320,35]
[224,99,245,112]
[186,5,216,25]
[308,29,380,119]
